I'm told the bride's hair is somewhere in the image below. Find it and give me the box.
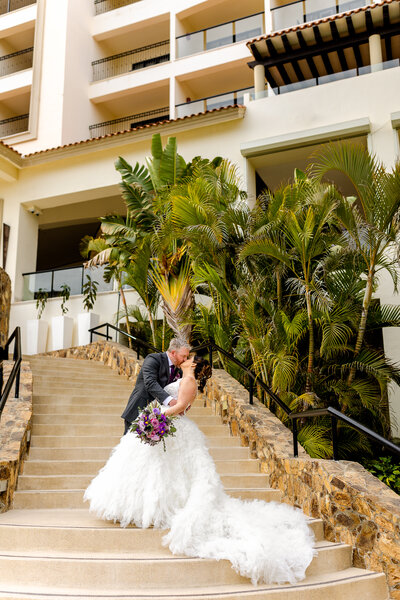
[193,356,212,392]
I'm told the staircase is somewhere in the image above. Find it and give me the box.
[0,356,389,599]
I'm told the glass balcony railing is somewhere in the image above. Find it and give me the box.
[0,0,36,15]
[176,12,264,59]
[22,265,114,301]
[250,59,400,99]
[94,0,142,15]
[92,41,169,81]
[271,0,364,30]
[176,87,253,119]
[0,47,33,78]
[0,113,29,138]
[89,106,169,138]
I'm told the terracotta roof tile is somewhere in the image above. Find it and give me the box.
[0,138,22,157]
[22,105,245,158]
[246,0,397,47]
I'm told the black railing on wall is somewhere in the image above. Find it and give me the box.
[0,327,21,418]
[94,0,142,15]
[89,107,169,138]
[92,40,170,81]
[89,323,400,460]
[0,114,29,138]
[0,47,33,78]
[0,0,36,15]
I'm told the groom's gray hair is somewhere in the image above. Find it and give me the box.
[168,338,191,352]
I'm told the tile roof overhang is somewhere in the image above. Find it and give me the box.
[0,105,245,173]
[247,0,400,89]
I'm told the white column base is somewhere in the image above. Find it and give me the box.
[77,312,100,346]
[25,320,48,355]
[51,316,74,351]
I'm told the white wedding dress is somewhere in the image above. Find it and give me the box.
[84,380,315,585]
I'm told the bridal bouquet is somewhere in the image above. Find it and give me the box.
[130,400,177,452]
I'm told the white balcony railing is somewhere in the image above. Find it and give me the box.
[271,0,364,31]
[176,13,264,59]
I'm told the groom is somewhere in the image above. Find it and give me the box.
[121,338,191,434]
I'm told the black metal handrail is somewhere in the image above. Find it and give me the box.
[290,407,400,459]
[0,327,21,418]
[89,322,400,460]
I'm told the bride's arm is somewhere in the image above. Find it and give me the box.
[163,378,197,416]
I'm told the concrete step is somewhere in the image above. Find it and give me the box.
[0,509,325,550]
[28,358,109,368]
[33,394,127,405]
[0,569,389,600]
[33,382,133,393]
[32,414,222,426]
[32,404,213,416]
[33,376,130,387]
[31,423,229,437]
[28,444,250,460]
[17,473,269,491]
[0,542,352,589]
[13,487,282,509]
[23,458,260,476]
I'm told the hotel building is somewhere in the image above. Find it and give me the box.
[0,0,399,430]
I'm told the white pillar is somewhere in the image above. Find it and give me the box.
[254,64,266,99]
[369,34,383,71]
[264,0,273,34]
[245,159,257,208]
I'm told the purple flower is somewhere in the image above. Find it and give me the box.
[152,407,160,415]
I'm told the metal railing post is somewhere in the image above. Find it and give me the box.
[14,328,20,398]
[331,416,339,461]
[249,377,254,405]
[292,418,298,457]
[106,324,109,340]
[90,330,93,343]
[208,345,213,369]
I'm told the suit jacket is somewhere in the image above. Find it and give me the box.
[121,352,176,424]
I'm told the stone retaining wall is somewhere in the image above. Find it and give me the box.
[0,361,32,512]
[43,341,400,599]
[0,268,11,347]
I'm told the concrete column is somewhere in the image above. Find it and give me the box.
[254,64,266,98]
[245,159,257,208]
[369,34,383,71]
[264,0,273,34]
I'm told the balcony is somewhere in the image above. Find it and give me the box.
[0,46,32,77]
[94,0,142,16]
[176,87,252,118]
[92,41,169,82]
[271,0,364,30]
[0,112,28,137]
[0,0,35,15]
[176,12,264,59]
[22,265,113,301]
[89,106,169,138]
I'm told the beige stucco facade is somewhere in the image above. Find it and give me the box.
[0,0,399,433]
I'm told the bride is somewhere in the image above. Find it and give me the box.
[84,355,315,586]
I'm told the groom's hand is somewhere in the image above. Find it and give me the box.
[169,398,178,407]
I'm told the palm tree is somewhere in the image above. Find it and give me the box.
[240,177,340,392]
[311,142,400,385]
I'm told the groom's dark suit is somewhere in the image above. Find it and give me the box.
[121,352,178,434]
